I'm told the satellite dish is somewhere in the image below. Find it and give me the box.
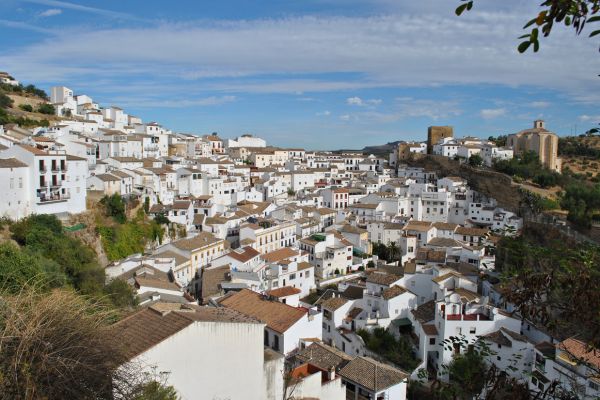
[450,293,461,304]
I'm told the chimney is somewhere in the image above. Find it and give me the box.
[534,120,545,129]
[328,366,336,380]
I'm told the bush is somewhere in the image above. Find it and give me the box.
[37,103,55,115]
[100,194,127,223]
[357,327,419,371]
[0,91,13,109]
[9,214,104,294]
[468,154,483,167]
[18,103,33,112]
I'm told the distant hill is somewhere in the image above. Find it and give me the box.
[335,140,401,155]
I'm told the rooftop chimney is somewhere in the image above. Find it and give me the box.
[534,120,545,129]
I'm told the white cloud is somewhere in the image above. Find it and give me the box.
[22,0,140,20]
[346,96,382,107]
[114,95,236,108]
[579,115,600,122]
[339,114,351,121]
[39,8,62,17]
[530,101,550,108]
[480,108,506,119]
[1,5,597,101]
[346,96,364,106]
[316,110,331,116]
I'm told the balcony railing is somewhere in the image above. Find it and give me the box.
[39,167,47,174]
[37,193,70,204]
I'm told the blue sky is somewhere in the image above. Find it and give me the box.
[1,0,599,149]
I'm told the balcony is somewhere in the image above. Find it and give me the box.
[37,193,70,204]
[39,167,47,174]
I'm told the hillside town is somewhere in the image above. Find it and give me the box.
[0,78,596,400]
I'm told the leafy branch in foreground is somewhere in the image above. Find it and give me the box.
[456,0,600,54]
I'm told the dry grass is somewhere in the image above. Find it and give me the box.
[0,288,142,399]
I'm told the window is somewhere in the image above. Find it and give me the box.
[589,381,600,391]
[273,335,280,351]
[469,327,476,334]
[429,338,436,345]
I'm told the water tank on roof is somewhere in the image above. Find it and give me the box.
[449,293,461,304]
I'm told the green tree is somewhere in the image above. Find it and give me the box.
[388,241,399,264]
[18,103,33,112]
[103,278,138,309]
[468,153,484,167]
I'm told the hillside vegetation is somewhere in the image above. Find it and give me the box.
[0,82,60,127]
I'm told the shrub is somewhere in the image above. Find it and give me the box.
[37,103,55,115]
[0,91,13,109]
[18,103,33,112]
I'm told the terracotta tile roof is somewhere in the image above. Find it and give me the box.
[342,285,365,300]
[422,324,438,336]
[94,173,120,182]
[171,232,222,251]
[297,262,312,271]
[427,237,462,247]
[453,288,479,302]
[346,307,363,321]
[227,246,261,263]
[456,226,489,236]
[66,154,87,161]
[557,338,600,370]
[18,144,47,155]
[411,300,435,323]
[320,296,349,311]
[403,221,433,232]
[218,289,306,333]
[295,342,353,370]
[154,250,188,266]
[366,271,402,286]
[483,328,527,347]
[266,286,302,298]
[171,200,191,210]
[381,285,408,300]
[134,276,180,292]
[261,247,299,263]
[0,158,27,168]
[432,271,463,283]
[201,265,230,303]
[112,307,261,359]
[338,357,408,392]
[416,249,446,263]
